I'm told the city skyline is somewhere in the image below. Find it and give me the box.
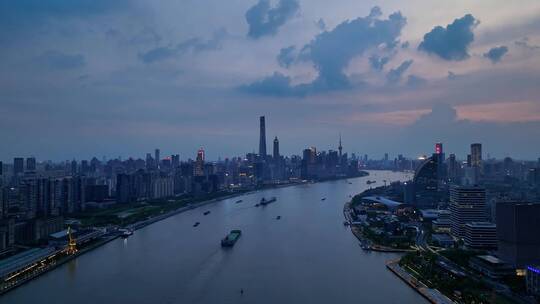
[1,1,540,160]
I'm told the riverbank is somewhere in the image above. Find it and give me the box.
[0,234,119,296]
[386,260,455,304]
[343,202,413,253]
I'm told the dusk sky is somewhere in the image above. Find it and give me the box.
[1,0,540,161]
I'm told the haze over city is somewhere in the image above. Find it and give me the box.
[1,0,540,161]
[1,2,540,304]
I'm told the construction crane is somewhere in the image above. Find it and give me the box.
[66,226,78,255]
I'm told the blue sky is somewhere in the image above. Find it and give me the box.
[1,0,540,161]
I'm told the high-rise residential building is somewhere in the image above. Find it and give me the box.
[259,116,267,159]
[450,186,487,239]
[172,154,180,168]
[194,148,205,176]
[71,160,77,175]
[155,149,160,169]
[496,202,540,268]
[26,157,36,171]
[447,153,458,181]
[14,157,24,175]
[273,136,280,159]
[146,153,153,170]
[471,143,482,168]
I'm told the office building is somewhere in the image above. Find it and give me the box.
[450,186,487,239]
[527,265,540,296]
[469,255,514,279]
[464,222,497,249]
[259,116,267,159]
[496,202,540,268]
[14,158,24,175]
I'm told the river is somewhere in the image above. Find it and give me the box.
[3,170,426,304]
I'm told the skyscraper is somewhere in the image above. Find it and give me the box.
[259,116,267,159]
[496,202,540,267]
[26,157,36,171]
[155,149,160,169]
[450,186,487,239]
[273,136,280,159]
[338,134,343,159]
[14,158,24,176]
[194,148,205,176]
[471,143,482,168]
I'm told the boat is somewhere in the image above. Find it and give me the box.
[348,182,353,185]
[203,211,211,215]
[235,200,243,204]
[343,221,350,226]
[120,229,133,238]
[276,216,281,220]
[321,198,326,201]
[221,230,242,247]
[259,197,276,206]
[366,180,376,185]
[193,222,200,227]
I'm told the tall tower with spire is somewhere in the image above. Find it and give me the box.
[273,136,280,159]
[338,134,343,159]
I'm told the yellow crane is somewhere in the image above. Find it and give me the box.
[66,226,78,254]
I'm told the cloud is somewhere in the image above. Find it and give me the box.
[514,37,540,50]
[401,41,409,49]
[138,28,227,63]
[277,46,296,68]
[386,59,413,83]
[406,74,427,87]
[35,50,85,69]
[243,7,406,96]
[418,14,478,61]
[245,0,300,39]
[239,72,305,96]
[369,55,390,71]
[483,45,508,63]
[447,71,460,80]
[316,18,326,31]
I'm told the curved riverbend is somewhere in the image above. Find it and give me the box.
[4,170,426,304]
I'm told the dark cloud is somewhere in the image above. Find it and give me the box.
[483,45,508,63]
[239,72,304,96]
[386,59,413,83]
[369,55,390,71]
[515,37,540,50]
[418,14,478,61]
[138,29,227,63]
[245,0,300,39]
[406,74,427,87]
[243,7,406,96]
[277,46,296,68]
[36,50,85,69]
[447,71,460,80]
